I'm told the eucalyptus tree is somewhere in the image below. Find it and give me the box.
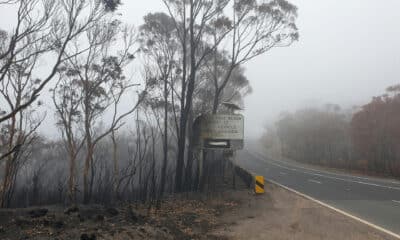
[161,0,299,191]
[139,12,180,199]
[53,16,143,203]
[0,58,45,207]
[0,0,124,193]
[199,52,252,111]
[161,0,235,192]
[0,0,119,206]
[52,71,85,204]
[208,0,298,113]
[0,0,121,125]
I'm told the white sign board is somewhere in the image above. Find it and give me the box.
[200,114,244,140]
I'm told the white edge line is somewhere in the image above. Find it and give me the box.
[234,158,400,239]
[308,179,322,184]
[267,179,400,240]
[250,150,400,186]
[247,151,400,191]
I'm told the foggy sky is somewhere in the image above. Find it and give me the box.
[2,0,400,139]
[124,0,400,138]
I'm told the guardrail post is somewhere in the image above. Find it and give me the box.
[255,176,265,194]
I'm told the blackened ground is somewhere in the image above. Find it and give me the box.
[0,163,244,240]
[1,158,395,240]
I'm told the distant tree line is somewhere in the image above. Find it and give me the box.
[0,0,299,208]
[263,85,400,178]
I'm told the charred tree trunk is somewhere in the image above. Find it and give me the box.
[0,115,17,208]
[150,126,157,206]
[83,94,93,204]
[175,0,197,193]
[184,108,195,191]
[111,130,118,202]
[68,146,77,205]
[159,75,169,201]
[83,144,94,204]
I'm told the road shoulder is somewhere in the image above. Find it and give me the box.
[211,184,398,240]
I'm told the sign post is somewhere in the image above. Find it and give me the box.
[193,114,244,190]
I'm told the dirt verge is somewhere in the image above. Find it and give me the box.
[211,183,398,240]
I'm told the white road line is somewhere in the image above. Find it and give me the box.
[233,159,400,240]
[392,200,400,204]
[268,179,400,240]
[250,150,400,186]
[248,152,400,191]
[308,179,322,184]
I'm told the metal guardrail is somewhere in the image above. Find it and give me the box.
[228,159,265,193]
[234,165,253,188]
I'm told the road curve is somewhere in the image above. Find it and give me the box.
[236,149,400,236]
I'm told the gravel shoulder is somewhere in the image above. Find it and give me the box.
[212,183,398,240]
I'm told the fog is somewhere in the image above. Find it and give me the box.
[1,0,400,139]
[110,0,400,138]
[243,0,400,137]
[2,2,400,237]
[1,0,400,209]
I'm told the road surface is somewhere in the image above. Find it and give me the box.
[237,149,400,236]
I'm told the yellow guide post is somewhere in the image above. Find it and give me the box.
[255,176,265,194]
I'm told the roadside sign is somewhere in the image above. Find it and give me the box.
[200,114,244,140]
[193,114,244,150]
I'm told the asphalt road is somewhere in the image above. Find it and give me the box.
[236,149,400,236]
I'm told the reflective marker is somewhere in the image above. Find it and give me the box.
[255,176,265,194]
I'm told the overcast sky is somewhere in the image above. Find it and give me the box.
[2,0,400,139]
[120,0,400,138]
